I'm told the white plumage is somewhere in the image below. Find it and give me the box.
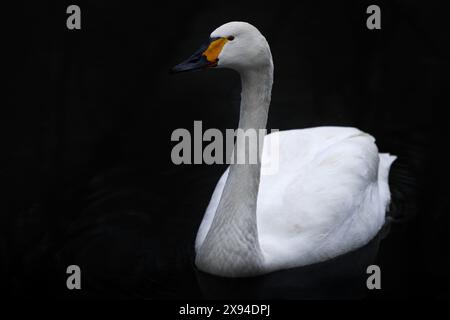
[173,21,396,277]
[196,127,396,272]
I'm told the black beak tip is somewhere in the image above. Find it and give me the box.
[169,64,181,74]
[169,63,191,74]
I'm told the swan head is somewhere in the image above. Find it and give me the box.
[171,21,272,74]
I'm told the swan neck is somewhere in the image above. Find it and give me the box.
[238,67,273,130]
[195,64,273,277]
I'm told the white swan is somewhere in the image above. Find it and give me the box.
[172,21,396,277]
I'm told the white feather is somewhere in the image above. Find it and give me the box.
[196,127,396,272]
[182,21,396,276]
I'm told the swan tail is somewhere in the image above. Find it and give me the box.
[378,153,397,212]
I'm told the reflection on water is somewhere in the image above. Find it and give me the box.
[195,223,387,300]
[6,160,417,299]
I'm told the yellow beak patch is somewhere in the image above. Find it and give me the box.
[203,38,228,63]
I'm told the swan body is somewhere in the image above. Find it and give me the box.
[172,21,396,277]
[196,128,396,273]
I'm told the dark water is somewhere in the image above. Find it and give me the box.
[2,1,449,299]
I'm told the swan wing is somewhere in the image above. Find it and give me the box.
[196,127,396,272]
[258,127,395,270]
[195,167,230,253]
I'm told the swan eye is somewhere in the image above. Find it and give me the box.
[227,35,235,41]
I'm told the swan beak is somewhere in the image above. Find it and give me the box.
[170,37,228,73]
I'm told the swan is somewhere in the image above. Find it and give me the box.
[171,21,396,278]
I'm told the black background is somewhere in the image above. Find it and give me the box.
[2,0,449,299]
